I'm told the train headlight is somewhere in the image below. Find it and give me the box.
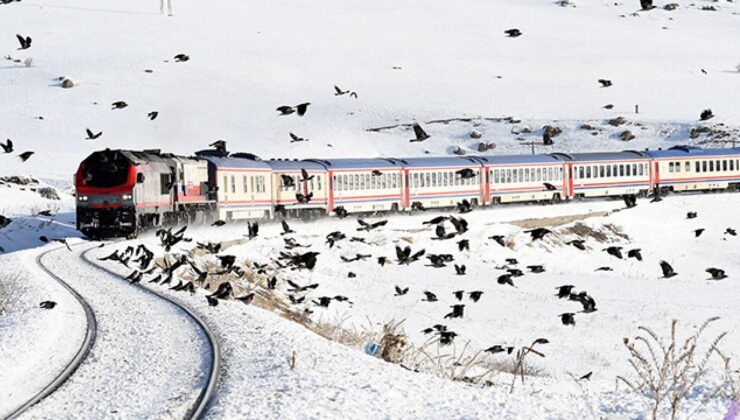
[122,194,133,200]
[78,195,88,202]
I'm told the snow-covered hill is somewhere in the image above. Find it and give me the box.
[1,0,739,179]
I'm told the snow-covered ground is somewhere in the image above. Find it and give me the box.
[2,0,740,418]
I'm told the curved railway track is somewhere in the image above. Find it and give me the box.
[5,244,220,420]
[80,246,221,420]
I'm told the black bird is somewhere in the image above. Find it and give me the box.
[394,286,409,296]
[16,34,31,50]
[266,277,277,289]
[524,228,551,241]
[456,200,473,214]
[422,291,438,302]
[706,268,727,280]
[504,28,522,37]
[125,270,142,284]
[426,254,448,268]
[453,290,464,301]
[333,85,358,97]
[438,331,457,345]
[325,231,346,248]
[623,195,637,208]
[603,104,614,110]
[281,219,294,235]
[280,174,296,189]
[206,295,219,307]
[210,282,233,299]
[174,53,190,62]
[444,304,465,319]
[313,296,332,308]
[469,291,483,302]
[111,101,128,110]
[527,265,545,273]
[357,219,387,231]
[579,372,593,381]
[660,261,678,278]
[507,268,524,277]
[598,79,612,88]
[505,258,518,265]
[489,235,506,247]
[556,285,575,299]
[700,109,714,121]
[543,182,557,191]
[627,248,642,261]
[454,264,466,275]
[595,266,613,272]
[217,255,236,270]
[560,313,576,326]
[288,295,305,304]
[212,220,226,227]
[686,212,697,219]
[396,246,425,265]
[148,111,159,120]
[209,140,227,152]
[333,206,348,218]
[377,256,388,266]
[409,123,430,142]
[289,132,308,143]
[277,102,311,116]
[457,239,469,252]
[236,293,255,304]
[639,0,654,10]
[299,169,314,182]
[694,228,705,238]
[85,129,102,140]
[485,345,515,354]
[247,221,259,239]
[497,274,515,287]
[578,295,598,313]
[18,151,34,162]
[53,238,72,251]
[726,228,737,237]
[604,246,623,259]
[456,168,475,179]
[423,216,448,225]
[371,170,383,177]
[449,216,468,235]
[433,224,455,240]
[295,192,313,204]
[1,139,13,153]
[411,202,427,211]
[39,301,56,309]
[567,239,586,250]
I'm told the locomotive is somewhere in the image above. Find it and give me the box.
[75,145,740,238]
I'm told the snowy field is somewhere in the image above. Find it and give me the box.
[1,0,740,418]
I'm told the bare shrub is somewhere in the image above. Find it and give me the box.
[616,317,727,420]
[510,338,549,393]
[406,339,502,385]
[716,350,740,402]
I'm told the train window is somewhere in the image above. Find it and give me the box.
[231,176,236,193]
[447,172,452,186]
[359,175,365,190]
[243,176,248,193]
[365,174,370,189]
[504,170,510,183]
[334,175,339,191]
[558,167,563,180]
[626,165,631,176]
[348,175,354,190]
[685,162,690,172]
[393,173,399,188]
[512,169,519,183]
[668,162,674,173]
[606,166,611,177]
[723,160,728,171]
[731,160,736,171]
[716,160,721,171]
[709,161,714,172]
[160,173,171,195]
[317,176,322,190]
[223,176,228,195]
[424,173,430,187]
[599,166,604,178]
[260,176,267,193]
[585,166,591,178]
[577,167,583,179]
[697,162,702,173]
[494,170,499,183]
[353,174,359,190]
[431,172,437,187]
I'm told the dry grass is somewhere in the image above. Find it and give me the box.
[616,317,727,420]
[510,211,609,229]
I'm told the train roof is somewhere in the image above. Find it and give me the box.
[263,159,327,171]
[397,156,483,168]
[481,153,564,165]
[551,151,651,162]
[197,154,271,170]
[645,146,740,159]
[308,158,403,170]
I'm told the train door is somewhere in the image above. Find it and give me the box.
[565,163,574,199]
[403,169,410,209]
[482,167,490,205]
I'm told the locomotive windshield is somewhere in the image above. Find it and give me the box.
[81,151,130,188]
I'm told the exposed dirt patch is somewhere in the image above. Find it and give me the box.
[509,211,610,229]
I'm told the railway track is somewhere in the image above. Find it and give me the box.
[5,244,220,420]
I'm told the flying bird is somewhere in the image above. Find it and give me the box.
[524,228,551,241]
[504,29,522,38]
[174,54,190,62]
[687,212,697,219]
[469,291,483,302]
[18,151,34,162]
[1,139,13,153]
[16,34,31,50]
[598,79,612,87]
[567,239,586,251]
[444,304,465,319]
[560,313,576,326]
[148,111,159,120]
[289,132,308,143]
[334,85,357,98]
[454,264,466,275]
[85,129,102,140]
[276,102,311,116]
[111,101,128,110]
[357,219,387,231]
[394,286,409,296]
[555,285,575,299]
[660,261,678,278]
[409,123,430,142]
[579,372,593,381]
[694,228,705,238]
[627,248,642,261]
[422,291,438,302]
[457,239,469,252]
[706,268,727,280]
[39,300,56,309]
[489,235,506,247]
[603,246,623,259]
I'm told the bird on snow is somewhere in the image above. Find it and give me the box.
[560,313,576,326]
[524,228,551,241]
[603,246,623,259]
[527,265,545,273]
[469,291,483,302]
[555,285,575,299]
[567,239,586,251]
[627,248,642,261]
[409,123,430,142]
[357,219,387,231]
[640,0,655,10]
[687,212,697,219]
[700,109,714,121]
[497,273,515,287]
[422,291,438,302]
[148,111,159,120]
[111,101,128,110]
[423,216,448,225]
[694,228,705,238]
[39,300,56,309]
[454,264,466,275]
[457,239,469,252]
[444,304,465,319]
[725,228,737,237]
[489,235,506,247]
[281,219,294,235]
[706,268,727,280]
[456,199,473,214]
[333,206,348,218]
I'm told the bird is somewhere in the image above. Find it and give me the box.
[210,282,233,299]
[409,123,430,142]
[299,169,314,182]
[505,258,518,266]
[694,228,705,238]
[456,168,475,179]
[687,212,697,219]
[277,102,311,116]
[18,151,34,162]
[266,277,277,289]
[578,294,598,313]
[174,54,190,62]
[504,29,522,37]
[396,245,425,265]
[725,228,737,237]
[527,265,545,273]
[567,239,586,251]
[469,291,483,302]
[16,34,31,50]
[53,238,72,251]
[334,85,358,98]
[422,291,438,302]
[485,345,515,354]
[438,331,457,345]
[444,304,465,319]
[627,249,642,261]
[333,206,348,218]
[489,235,506,247]
[603,104,614,110]
[247,221,259,239]
[433,224,455,240]
[371,170,382,176]
[700,109,714,121]
[411,202,427,211]
[423,216,448,225]
[111,101,128,110]
[453,290,464,301]
[39,301,56,309]
[598,79,612,87]
[579,372,593,381]
[640,0,654,10]
[555,285,575,299]
[457,239,469,252]
[456,200,473,214]
[524,228,551,241]
[595,266,613,272]
[357,219,387,231]
[706,268,727,280]
[289,132,308,143]
[85,129,102,140]
[449,216,468,235]
[281,219,294,235]
[212,220,227,227]
[660,261,678,278]
[1,139,12,153]
[700,69,707,75]
[148,111,159,120]
[497,274,515,287]
[543,182,557,191]
[377,256,388,266]
[295,192,313,204]
[560,313,576,326]
[603,246,623,259]
[280,174,296,189]
[206,295,219,307]
[454,264,466,275]
[394,286,409,296]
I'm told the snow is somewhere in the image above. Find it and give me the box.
[1,0,740,417]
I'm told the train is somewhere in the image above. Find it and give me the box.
[75,145,740,238]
